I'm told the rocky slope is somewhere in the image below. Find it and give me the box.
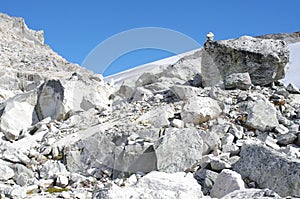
[0,12,300,199]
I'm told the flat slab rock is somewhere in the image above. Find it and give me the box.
[233,143,300,197]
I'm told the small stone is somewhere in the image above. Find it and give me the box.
[9,185,27,199]
[222,133,235,146]
[276,133,297,145]
[124,174,138,186]
[194,169,219,195]
[287,83,300,94]
[275,124,289,134]
[222,145,240,156]
[61,191,71,199]
[257,133,280,150]
[228,125,244,140]
[210,158,231,171]
[170,119,184,128]
[211,169,245,198]
[56,175,69,188]
[39,179,54,188]
[0,165,14,181]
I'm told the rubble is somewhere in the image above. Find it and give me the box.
[0,12,299,198]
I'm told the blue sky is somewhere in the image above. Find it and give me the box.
[1,0,300,76]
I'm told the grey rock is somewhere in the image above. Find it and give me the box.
[94,171,203,199]
[222,188,281,199]
[198,129,221,155]
[287,83,300,94]
[171,85,201,100]
[211,169,245,198]
[0,91,37,141]
[222,144,240,156]
[191,73,202,87]
[276,133,297,145]
[245,97,279,131]
[39,160,68,179]
[257,133,280,150]
[135,72,159,87]
[233,143,300,197]
[202,36,289,87]
[137,105,174,128]
[35,80,64,121]
[8,185,27,199]
[296,133,300,147]
[154,128,203,173]
[181,96,222,125]
[288,94,300,109]
[275,124,289,134]
[132,87,154,102]
[0,165,14,181]
[117,79,136,99]
[194,169,218,195]
[224,73,252,90]
[256,30,300,44]
[210,158,231,171]
[228,125,244,139]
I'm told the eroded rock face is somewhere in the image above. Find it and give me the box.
[233,143,300,197]
[201,36,289,86]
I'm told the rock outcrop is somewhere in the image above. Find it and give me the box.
[201,36,289,86]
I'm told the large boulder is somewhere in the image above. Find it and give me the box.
[181,97,222,125]
[35,78,112,121]
[64,128,157,179]
[94,171,203,199]
[0,91,37,141]
[233,143,300,197]
[35,80,64,121]
[201,36,289,86]
[154,128,203,173]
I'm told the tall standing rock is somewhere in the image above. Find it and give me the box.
[201,36,289,86]
[35,80,64,121]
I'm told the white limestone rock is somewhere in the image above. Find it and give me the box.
[0,91,37,141]
[137,105,174,128]
[0,165,14,181]
[245,97,279,131]
[39,160,68,179]
[171,85,201,100]
[94,171,203,199]
[211,169,245,198]
[181,97,222,125]
[154,128,203,173]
